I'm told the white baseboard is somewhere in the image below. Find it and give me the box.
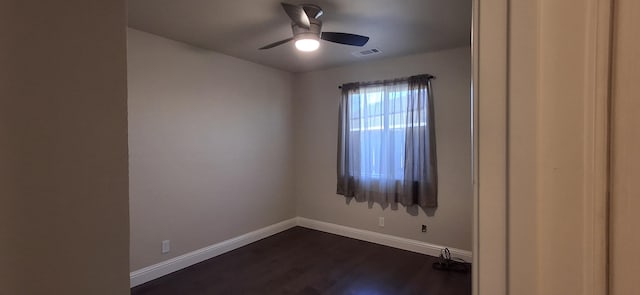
[130,217,472,288]
[129,218,297,287]
[296,217,472,261]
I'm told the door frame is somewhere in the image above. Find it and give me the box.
[473,0,508,293]
[473,0,613,294]
[582,0,613,294]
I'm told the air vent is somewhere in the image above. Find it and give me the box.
[352,48,382,57]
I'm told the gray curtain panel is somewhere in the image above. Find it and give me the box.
[336,74,437,208]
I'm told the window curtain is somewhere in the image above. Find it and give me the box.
[336,74,437,208]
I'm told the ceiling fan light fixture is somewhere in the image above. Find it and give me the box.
[295,38,319,52]
[293,20,321,52]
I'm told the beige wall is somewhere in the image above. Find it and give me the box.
[0,1,130,294]
[293,47,473,251]
[127,29,295,270]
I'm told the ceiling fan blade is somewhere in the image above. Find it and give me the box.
[281,3,310,29]
[321,32,370,47]
[259,37,294,50]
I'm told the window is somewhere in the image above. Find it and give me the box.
[336,74,437,208]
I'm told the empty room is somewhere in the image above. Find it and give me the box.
[6,0,639,295]
[127,0,472,294]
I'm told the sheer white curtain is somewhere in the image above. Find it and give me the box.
[337,74,437,208]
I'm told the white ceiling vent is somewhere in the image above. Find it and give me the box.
[352,48,382,57]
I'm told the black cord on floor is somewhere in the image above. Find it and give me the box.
[432,248,471,273]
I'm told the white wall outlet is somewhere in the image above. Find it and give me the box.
[378,217,385,227]
[161,240,170,254]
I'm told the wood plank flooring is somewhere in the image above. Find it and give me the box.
[131,227,471,295]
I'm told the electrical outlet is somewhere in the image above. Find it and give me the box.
[421,225,427,232]
[378,217,385,227]
[161,240,170,254]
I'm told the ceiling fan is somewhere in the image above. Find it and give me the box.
[259,3,370,52]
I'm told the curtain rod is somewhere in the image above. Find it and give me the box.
[337,74,435,89]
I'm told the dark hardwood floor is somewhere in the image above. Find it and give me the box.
[131,227,471,295]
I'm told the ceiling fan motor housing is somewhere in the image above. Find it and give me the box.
[292,18,322,41]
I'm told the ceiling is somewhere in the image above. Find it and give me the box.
[128,0,471,73]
